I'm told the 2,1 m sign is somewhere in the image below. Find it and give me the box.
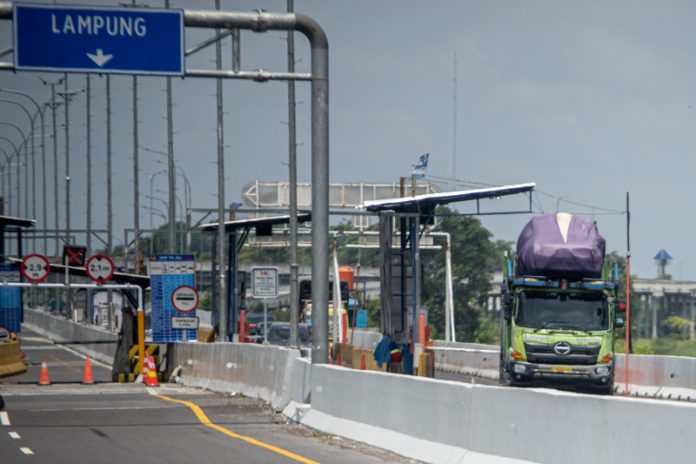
[13,4,184,76]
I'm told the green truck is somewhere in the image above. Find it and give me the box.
[499,213,624,394]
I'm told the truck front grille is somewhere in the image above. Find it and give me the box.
[524,343,600,365]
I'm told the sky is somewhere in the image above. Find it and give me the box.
[0,0,695,279]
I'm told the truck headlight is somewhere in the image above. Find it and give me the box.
[595,366,610,376]
[513,364,526,374]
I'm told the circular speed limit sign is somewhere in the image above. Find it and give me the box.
[20,253,51,283]
[85,254,115,283]
[171,285,199,313]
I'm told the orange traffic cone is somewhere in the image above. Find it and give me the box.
[38,359,51,385]
[144,354,159,387]
[82,358,94,385]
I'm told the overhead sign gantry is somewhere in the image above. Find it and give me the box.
[0,2,331,364]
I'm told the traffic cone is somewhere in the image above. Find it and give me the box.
[144,354,159,387]
[136,356,148,384]
[360,353,366,370]
[38,359,51,385]
[82,358,94,385]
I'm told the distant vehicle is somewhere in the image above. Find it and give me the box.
[246,312,275,337]
[500,213,623,395]
[266,322,310,347]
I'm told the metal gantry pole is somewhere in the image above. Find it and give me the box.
[132,74,140,271]
[310,27,330,364]
[214,0,227,341]
[287,0,299,348]
[0,6,331,359]
[85,74,92,253]
[166,0,176,254]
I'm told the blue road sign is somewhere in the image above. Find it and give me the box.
[14,4,184,76]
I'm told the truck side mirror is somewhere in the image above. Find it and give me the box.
[615,316,625,329]
[503,300,512,321]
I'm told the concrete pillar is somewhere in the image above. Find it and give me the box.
[651,295,658,339]
[690,294,695,341]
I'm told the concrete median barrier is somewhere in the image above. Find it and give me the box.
[23,308,117,365]
[167,342,303,411]
[303,364,696,464]
[433,341,500,379]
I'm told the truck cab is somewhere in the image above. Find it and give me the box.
[500,272,623,394]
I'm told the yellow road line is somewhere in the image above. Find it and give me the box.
[152,392,320,464]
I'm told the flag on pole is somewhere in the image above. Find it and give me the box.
[412,153,430,179]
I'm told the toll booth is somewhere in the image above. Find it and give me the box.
[363,183,535,374]
[0,214,35,263]
[200,213,312,340]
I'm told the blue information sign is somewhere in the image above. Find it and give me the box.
[0,264,22,333]
[149,255,196,343]
[14,4,184,76]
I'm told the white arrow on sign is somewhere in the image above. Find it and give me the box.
[86,49,113,67]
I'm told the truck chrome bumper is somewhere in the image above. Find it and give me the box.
[510,361,612,383]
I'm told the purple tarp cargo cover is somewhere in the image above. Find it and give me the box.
[516,213,605,278]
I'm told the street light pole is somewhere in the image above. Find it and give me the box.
[0,88,48,253]
[57,75,82,249]
[0,137,19,218]
[287,0,300,348]
[0,143,16,217]
[0,99,34,224]
[214,0,227,341]
[42,77,63,256]
[0,123,27,217]
[106,75,113,255]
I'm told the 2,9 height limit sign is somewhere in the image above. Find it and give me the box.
[13,3,184,76]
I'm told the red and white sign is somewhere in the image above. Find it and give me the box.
[85,254,115,283]
[171,285,199,313]
[20,253,51,283]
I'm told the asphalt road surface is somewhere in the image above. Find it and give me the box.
[0,330,417,464]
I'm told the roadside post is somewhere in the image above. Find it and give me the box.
[251,267,278,343]
[85,254,116,330]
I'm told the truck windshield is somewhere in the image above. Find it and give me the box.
[516,290,608,331]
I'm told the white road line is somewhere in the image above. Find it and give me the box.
[20,447,34,455]
[0,411,10,426]
[9,431,21,439]
[21,346,63,350]
[30,406,173,412]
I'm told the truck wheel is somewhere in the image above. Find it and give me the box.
[499,364,513,386]
[594,381,614,396]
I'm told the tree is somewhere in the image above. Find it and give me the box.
[422,207,499,342]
